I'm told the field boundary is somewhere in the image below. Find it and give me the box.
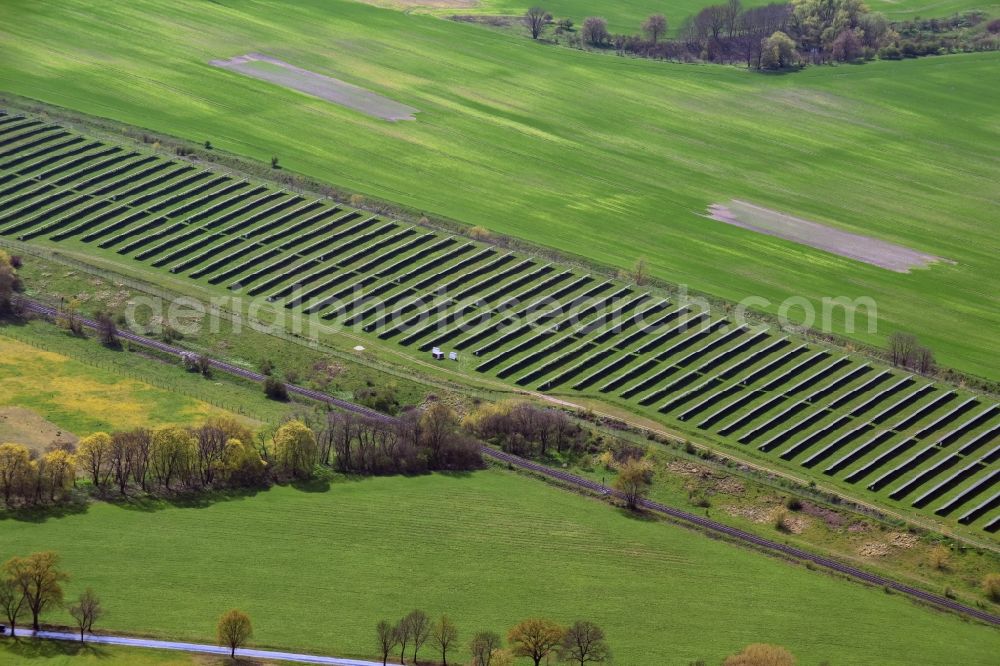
[19,297,1000,627]
[2,95,996,394]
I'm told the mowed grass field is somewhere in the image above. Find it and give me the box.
[2,470,998,665]
[415,0,1000,34]
[0,1,998,379]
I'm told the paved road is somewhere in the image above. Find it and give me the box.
[21,298,1000,627]
[9,628,385,665]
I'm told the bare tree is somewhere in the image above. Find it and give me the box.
[582,17,609,46]
[406,609,431,664]
[94,310,118,347]
[471,630,502,666]
[723,0,743,38]
[396,614,413,664]
[377,619,399,666]
[524,7,548,39]
[887,331,918,367]
[216,609,253,658]
[0,576,26,634]
[642,14,668,43]
[560,620,609,665]
[431,614,458,665]
[68,588,103,642]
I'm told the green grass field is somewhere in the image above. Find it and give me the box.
[417,0,1000,34]
[0,0,997,381]
[1,469,998,665]
[0,332,271,436]
[0,640,213,666]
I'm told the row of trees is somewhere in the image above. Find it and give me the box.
[523,0,994,69]
[0,403,488,508]
[2,551,101,641]
[887,331,935,374]
[318,404,483,476]
[375,615,609,666]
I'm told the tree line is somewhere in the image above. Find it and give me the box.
[0,400,489,509]
[375,614,609,666]
[523,0,997,69]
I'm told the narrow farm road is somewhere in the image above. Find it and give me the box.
[9,627,385,665]
[19,298,1000,628]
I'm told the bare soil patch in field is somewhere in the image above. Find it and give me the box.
[210,54,419,122]
[707,200,949,273]
[0,406,77,453]
[363,0,478,7]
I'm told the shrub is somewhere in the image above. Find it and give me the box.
[928,545,950,571]
[264,376,289,401]
[204,140,213,150]
[983,573,1000,602]
[773,508,792,533]
[786,497,803,511]
[270,156,280,169]
[196,354,212,378]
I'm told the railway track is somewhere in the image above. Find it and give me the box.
[19,298,1000,627]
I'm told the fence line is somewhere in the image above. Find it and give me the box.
[0,324,253,417]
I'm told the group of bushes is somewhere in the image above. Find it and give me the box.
[462,401,589,458]
[522,0,996,70]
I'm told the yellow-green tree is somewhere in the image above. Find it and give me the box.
[271,420,318,478]
[221,438,267,486]
[216,608,253,657]
[4,551,69,631]
[613,458,653,510]
[41,449,75,502]
[508,619,565,666]
[77,432,113,490]
[151,426,195,490]
[0,443,32,504]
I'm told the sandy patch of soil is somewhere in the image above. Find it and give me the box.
[706,200,950,273]
[725,504,807,533]
[858,542,892,557]
[666,460,714,478]
[0,406,77,453]
[210,53,418,122]
[363,0,478,7]
[714,476,746,496]
[888,532,919,549]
